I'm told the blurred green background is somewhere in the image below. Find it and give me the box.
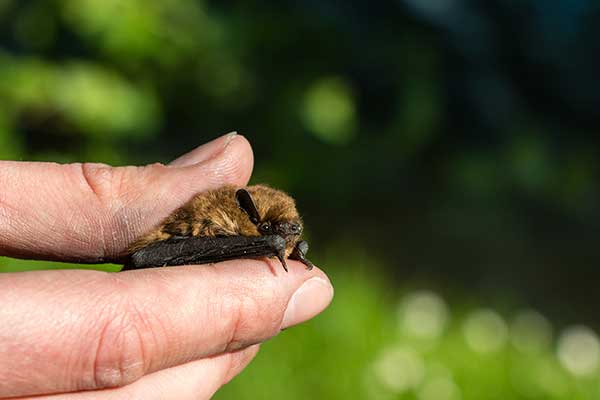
[2,0,600,398]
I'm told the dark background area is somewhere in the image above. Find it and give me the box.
[1,1,600,398]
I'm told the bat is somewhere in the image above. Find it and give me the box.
[122,185,314,272]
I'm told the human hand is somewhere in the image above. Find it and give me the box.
[0,133,334,399]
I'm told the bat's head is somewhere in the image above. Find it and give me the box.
[236,185,303,247]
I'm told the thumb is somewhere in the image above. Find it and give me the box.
[168,132,238,167]
[0,134,254,263]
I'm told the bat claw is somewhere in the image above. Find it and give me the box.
[277,252,288,272]
[302,259,314,270]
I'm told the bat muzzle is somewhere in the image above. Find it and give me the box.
[274,222,302,238]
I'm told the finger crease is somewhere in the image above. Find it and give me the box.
[92,318,113,390]
[78,163,114,259]
[224,302,244,353]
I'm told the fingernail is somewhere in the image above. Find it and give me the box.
[169,131,237,167]
[281,277,334,329]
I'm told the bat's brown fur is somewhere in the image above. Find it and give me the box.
[128,185,302,256]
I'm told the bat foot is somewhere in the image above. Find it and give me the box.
[290,240,314,270]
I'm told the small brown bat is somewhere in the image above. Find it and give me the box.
[122,185,314,271]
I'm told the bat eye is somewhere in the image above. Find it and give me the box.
[259,222,272,233]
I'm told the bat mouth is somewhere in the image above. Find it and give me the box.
[283,233,300,241]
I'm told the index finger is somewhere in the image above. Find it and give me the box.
[0,260,334,398]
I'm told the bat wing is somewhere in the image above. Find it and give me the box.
[122,235,288,271]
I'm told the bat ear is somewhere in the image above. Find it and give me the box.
[236,188,260,224]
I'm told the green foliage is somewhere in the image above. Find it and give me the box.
[0,55,159,136]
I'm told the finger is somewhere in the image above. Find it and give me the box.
[15,345,260,400]
[0,261,333,397]
[0,133,253,262]
[169,131,238,167]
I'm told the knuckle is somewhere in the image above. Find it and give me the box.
[78,162,167,258]
[80,162,167,204]
[221,288,278,352]
[80,163,117,202]
[90,295,152,389]
[220,293,245,352]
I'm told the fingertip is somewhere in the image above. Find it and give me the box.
[200,258,334,331]
[168,132,238,168]
[184,133,254,188]
[281,275,334,330]
[215,133,255,186]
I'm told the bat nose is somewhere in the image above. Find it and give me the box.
[276,222,302,236]
[290,224,302,234]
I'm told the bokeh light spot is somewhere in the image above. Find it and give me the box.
[302,77,356,145]
[54,64,159,136]
[537,363,569,397]
[372,346,425,393]
[557,325,600,377]
[463,309,508,353]
[399,290,449,340]
[510,309,553,354]
[418,376,462,400]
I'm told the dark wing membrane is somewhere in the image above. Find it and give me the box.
[123,235,287,270]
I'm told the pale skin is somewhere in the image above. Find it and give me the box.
[0,134,334,399]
